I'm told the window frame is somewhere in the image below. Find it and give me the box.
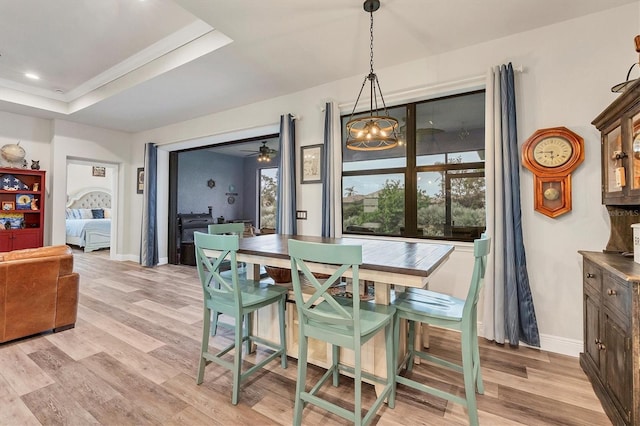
[340,90,486,242]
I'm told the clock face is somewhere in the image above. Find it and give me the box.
[532,137,573,168]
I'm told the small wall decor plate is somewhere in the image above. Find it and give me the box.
[15,194,33,210]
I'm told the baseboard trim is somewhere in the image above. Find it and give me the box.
[478,322,582,357]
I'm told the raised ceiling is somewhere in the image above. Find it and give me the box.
[0,0,636,133]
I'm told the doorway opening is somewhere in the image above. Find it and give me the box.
[65,159,118,258]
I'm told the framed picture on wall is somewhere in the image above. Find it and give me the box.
[92,166,106,177]
[137,168,144,194]
[301,144,323,184]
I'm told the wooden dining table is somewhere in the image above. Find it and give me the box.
[236,234,454,302]
[205,233,454,395]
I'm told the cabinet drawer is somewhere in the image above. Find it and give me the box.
[603,273,631,320]
[583,260,602,295]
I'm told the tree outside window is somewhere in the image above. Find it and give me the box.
[259,168,278,229]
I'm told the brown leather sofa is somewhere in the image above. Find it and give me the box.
[0,245,79,344]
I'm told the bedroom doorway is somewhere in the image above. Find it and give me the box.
[65,159,117,257]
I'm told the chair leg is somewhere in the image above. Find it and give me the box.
[406,320,416,372]
[232,316,244,405]
[386,319,396,409]
[197,306,212,384]
[461,330,479,426]
[354,344,362,426]
[293,333,308,426]
[332,344,340,387]
[279,296,288,369]
[244,313,253,355]
[472,321,484,394]
[210,310,219,336]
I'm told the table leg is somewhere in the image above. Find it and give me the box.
[373,281,391,399]
[246,262,260,353]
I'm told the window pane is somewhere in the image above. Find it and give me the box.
[416,92,485,166]
[450,174,486,240]
[343,174,404,235]
[417,171,445,237]
[259,168,278,229]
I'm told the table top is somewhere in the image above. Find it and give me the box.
[238,234,454,278]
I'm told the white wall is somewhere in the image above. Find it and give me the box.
[66,163,114,196]
[50,120,132,257]
[132,4,639,355]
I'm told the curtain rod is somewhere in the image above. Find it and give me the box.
[338,65,524,111]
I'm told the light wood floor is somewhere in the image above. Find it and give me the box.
[0,248,611,425]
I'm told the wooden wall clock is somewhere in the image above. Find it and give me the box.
[522,126,584,218]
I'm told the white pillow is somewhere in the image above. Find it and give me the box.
[80,209,93,219]
[103,208,111,218]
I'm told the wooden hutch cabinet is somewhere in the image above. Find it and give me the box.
[0,168,45,251]
[581,78,640,425]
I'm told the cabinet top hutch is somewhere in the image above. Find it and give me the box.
[593,78,640,205]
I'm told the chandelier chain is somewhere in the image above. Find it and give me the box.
[369,10,374,75]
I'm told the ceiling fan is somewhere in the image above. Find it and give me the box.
[241,141,278,162]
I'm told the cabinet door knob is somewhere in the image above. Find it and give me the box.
[586,273,595,279]
[607,288,618,296]
[598,343,606,351]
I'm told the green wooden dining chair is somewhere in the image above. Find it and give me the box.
[390,235,490,426]
[288,239,395,426]
[208,222,247,337]
[194,231,287,405]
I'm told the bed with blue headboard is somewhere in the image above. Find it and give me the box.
[65,188,112,252]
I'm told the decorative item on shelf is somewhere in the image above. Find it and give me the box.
[30,160,40,170]
[611,35,640,93]
[0,142,26,168]
[32,182,39,191]
[16,194,33,210]
[521,127,584,218]
[1,201,14,210]
[30,198,38,211]
[0,213,23,229]
[0,174,28,190]
[207,179,215,188]
[344,0,399,151]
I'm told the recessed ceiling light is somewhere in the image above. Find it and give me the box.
[25,73,40,80]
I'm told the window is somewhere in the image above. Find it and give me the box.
[341,91,485,241]
[259,167,278,229]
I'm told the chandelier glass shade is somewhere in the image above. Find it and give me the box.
[345,0,399,151]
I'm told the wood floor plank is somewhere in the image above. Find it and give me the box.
[0,345,54,396]
[0,392,42,426]
[77,304,166,353]
[79,352,188,423]
[162,373,278,424]
[133,299,202,324]
[44,327,103,360]
[20,383,100,425]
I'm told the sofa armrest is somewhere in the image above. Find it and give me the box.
[55,272,79,329]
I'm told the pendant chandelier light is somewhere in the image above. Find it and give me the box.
[345,0,399,151]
